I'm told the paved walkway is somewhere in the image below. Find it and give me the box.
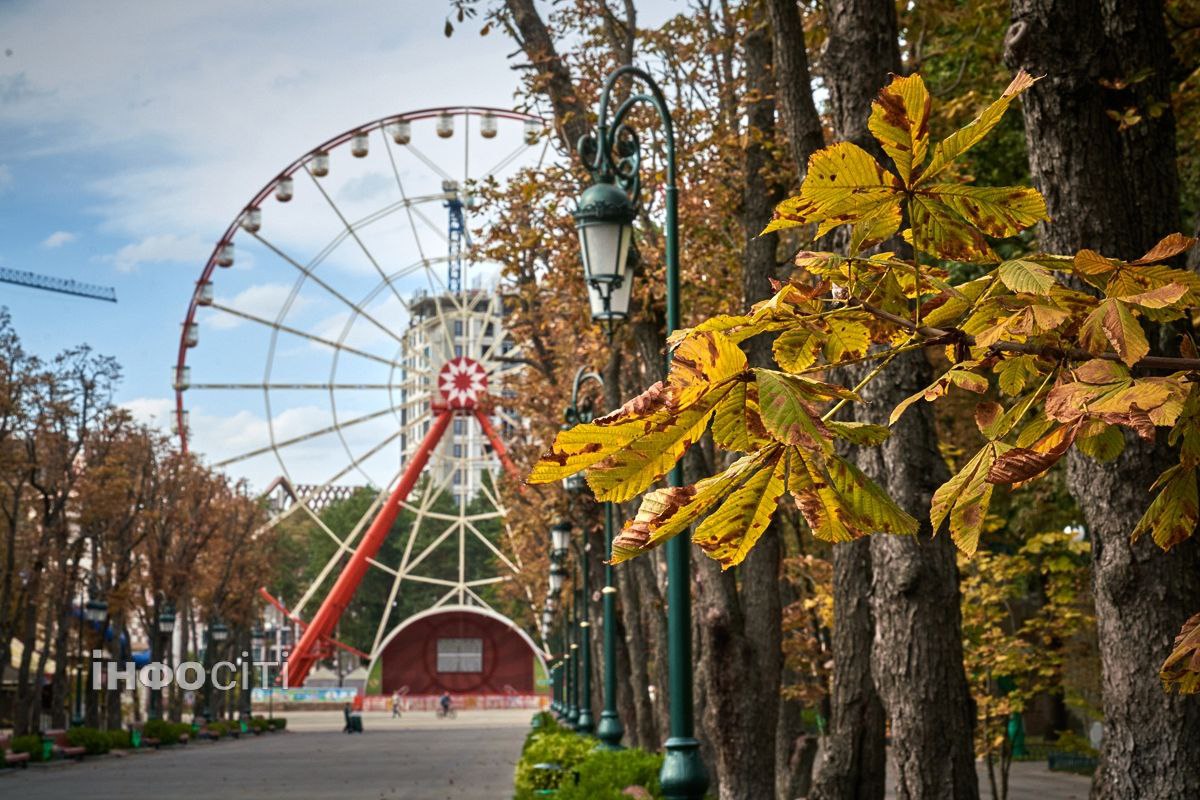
[881,761,1092,799]
[0,709,533,800]
[1,710,1094,800]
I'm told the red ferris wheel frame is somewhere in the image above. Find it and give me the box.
[175,106,546,686]
[172,105,545,453]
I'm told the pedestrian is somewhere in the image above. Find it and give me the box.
[391,690,401,719]
[342,702,352,733]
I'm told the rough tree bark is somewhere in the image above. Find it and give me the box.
[1005,2,1200,797]
[815,2,981,798]
[763,3,827,796]
[693,4,787,798]
[808,1,897,796]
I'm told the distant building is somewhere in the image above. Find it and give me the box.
[397,289,514,503]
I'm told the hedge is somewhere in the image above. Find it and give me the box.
[513,723,664,800]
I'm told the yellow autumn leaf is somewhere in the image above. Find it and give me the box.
[668,330,749,409]
[763,141,902,245]
[772,324,823,371]
[610,448,775,564]
[586,390,730,503]
[931,442,1011,555]
[693,450,788,569]
[868,73,932,185]
[918,70,1038,184]
[998,259,1057,295]
[823,315,872,364]
[1132,464,1199,551]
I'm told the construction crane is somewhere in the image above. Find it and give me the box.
[0,267,117,303]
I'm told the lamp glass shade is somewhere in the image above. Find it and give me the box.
[545,594,558,613]
[550,523,571,560]
[563,473,587,494]
[211,622,229,643]
[159,605,177,634]
[574,181,635,322]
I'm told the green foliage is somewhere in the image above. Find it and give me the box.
[144,718,191,745]
[513,730,596,797]
[556,748,664,800]
[10,734,46,762]
[531,69,1200,607]
[960,530,1093,777]
[66,726,111,755]
[267,484,507,652]
[106,729,132,750]
[270,717,287,731]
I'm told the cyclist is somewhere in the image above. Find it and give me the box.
[439,691,452,717]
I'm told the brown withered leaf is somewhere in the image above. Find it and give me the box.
[1131,232,1199,265]
[1161,612,1200,693]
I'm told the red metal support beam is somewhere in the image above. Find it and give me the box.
[283,409,454,686]
[473,408,523,483]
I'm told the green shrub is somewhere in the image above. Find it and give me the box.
[269,717,287,731]
[250,717,269,733]
[556,748,663,800]
[106,729,132,750]
[65,727,110,755]
[10,734,46,762]
[528,711,559,736]
[144,718,188,745]
[514,731,596,798]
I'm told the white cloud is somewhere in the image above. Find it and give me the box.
[41,230,76,248]
[122,396,174,427]
[105,232,206,273]
[208,283,312,330]
[0,164,11,192]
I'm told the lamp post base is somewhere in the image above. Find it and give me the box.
[567,709,580,730]
[660,736,709,800]
[575,708,595,735]
[595,710,624,750]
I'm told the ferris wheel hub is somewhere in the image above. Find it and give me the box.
[438,356,488,409]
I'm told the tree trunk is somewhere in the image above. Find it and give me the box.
[810,1,901,796]
[1006,3,1200,797]
[816,3,980,798]
[809,539,887,800]
[693,5,787,797]
[765,0,825,177]
[859,364,979,799]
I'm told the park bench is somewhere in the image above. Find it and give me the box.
[47,729,86,760]
[1,735,30,768]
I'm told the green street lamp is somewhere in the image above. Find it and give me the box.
[564,367,624,749]
[149,602,176,721]
[574,64,706,798]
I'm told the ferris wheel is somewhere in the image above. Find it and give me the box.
[173,107,549,685]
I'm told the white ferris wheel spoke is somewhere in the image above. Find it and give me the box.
[214,405,396,467]
[249,231,408,349]
[191,383,392,390]
[207,302,402,369]
[303,162,411,314]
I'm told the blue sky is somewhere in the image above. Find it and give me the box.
[0,1,676,489]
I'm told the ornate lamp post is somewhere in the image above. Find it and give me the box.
[205,618,229,721]
[82,583,108,726]
[149,602,176,720]
[573,65,706,797]
[564,367,624,749]
[568,581,581,730]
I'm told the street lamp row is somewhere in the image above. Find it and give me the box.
[562,64,706,798]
